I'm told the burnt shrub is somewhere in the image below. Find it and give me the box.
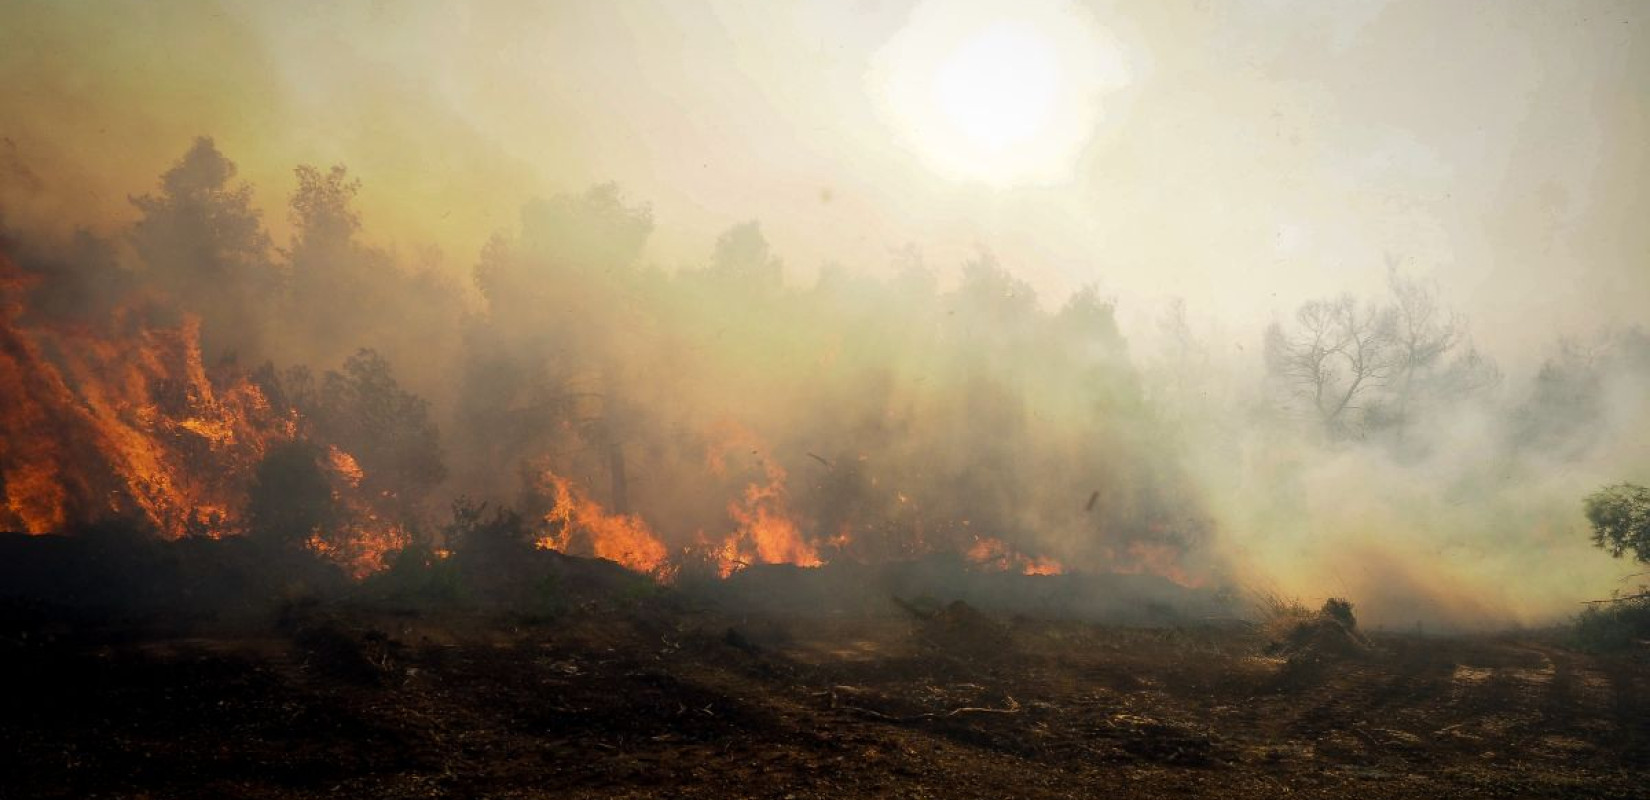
[1321,597,1357,629]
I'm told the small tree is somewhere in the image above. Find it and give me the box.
[705,221,783,293]
[314,349,447,511]
[130,136,276,362]
[247,440,335,549]
[1577,483,1650,650]
[1584,483,1650,563]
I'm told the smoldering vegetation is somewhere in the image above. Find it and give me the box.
[1,136,1647,628]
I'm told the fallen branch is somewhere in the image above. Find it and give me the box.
[1580,592,1650,605]
[1348,725,1384,749]
[827,686,1020,722]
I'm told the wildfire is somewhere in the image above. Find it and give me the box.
[1108,540,1204,588]
[536,471,674,578]
[326,446,365,488]
[1,250,1201,589]
[0,261,282,539]
[313,520,411,579]
[965,536,1066,576]
[316,447,411,578]
[0,254,414,577]
[715,459,821,577]
[530,428,827,580]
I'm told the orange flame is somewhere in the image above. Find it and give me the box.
[0,260,282,539]
[1108,540,1203,588]
[965,536,1065,576]
[3,252,1203,588]
[311,521,410,579]
[1,254,412,577]
[715,460,820,576]
[326,446,365,488]
[536,471,673,578]
[312,445,410,578]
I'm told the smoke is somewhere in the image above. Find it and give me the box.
[448,182,1207,577]
[2,129,1646,626]
[2,1,1647,627]
[0,139,1215,588]
[1145,295,1650,629]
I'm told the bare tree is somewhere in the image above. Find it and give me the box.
[1386,269,1461,442]
[1381,265,1501,448]
[1267,265,1499,445]
[1265,295,1397,438]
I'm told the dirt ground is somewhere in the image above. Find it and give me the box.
[2,592,1645,800]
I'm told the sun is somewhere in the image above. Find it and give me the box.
[871,0,1129,187]
[932,23,1060,155]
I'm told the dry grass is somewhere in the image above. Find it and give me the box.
[1250,588,1315,639]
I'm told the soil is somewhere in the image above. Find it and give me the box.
[2,591,1646,799]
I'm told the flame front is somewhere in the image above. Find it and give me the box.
[715,459,820,576]
[0,247,1198,587]
[0,254,411,576]
[0,261,279,538]
[966,536,1066,576]
[537,471,673,578]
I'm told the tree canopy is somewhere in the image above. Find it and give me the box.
[1584,483,1650,564]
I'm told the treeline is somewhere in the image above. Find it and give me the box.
[7,136,1643,582]
[4,137,1203,572]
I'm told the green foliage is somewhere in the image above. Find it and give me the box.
[520,572,569,622]
[130,136,276,361]
[253,350,447,531]
[282,162,405,368]
[615,572,665,607]
[288,164,362,249]
[519,182,653,270]
[131,137,272,281]
[706,220,782,292]
[1514,329,1650,459]
[1584,483,1650,563]
[1572,596,1650,652]
[316,349,447,503]
[443,498,533,558]
[359,545,464,606]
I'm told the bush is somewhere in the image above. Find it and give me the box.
[1572,597,1650,652]
[1321,597,1357,629]
[246,440,335,549]
[1255,591,1368,661]
[359,544,464,606]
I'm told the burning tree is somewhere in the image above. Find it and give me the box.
[5,136,1220,590]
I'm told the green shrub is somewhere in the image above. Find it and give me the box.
[359,544,464,606]
[1584,483,1650,563]
[1572,596,1650,652]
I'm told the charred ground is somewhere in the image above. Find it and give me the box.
[1,534,1644,800]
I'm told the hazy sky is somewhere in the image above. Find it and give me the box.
[2,0,1645,360]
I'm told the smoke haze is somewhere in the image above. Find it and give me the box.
[1,0,1647,628]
